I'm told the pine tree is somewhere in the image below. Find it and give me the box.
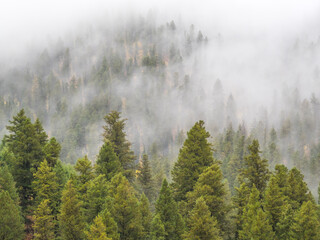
[103,111,136,180]
[59,180,85,240]
[5,109,44,210]
[0,164,19,205]
[33,199,55,240]
[290,201,320,239]
[275,204,294,240]
[239,186,274,240]
[86,215,111,240]
[156,179,185,240]
[138,154,154,200]
[108,173,143,239]
[74,155,94,201]
[240,139,270,194]
[96,141,121,181]
[0,190,24,240]
[150,214,166,240]
[274,164,289,195]
[100,208,120,240]
[186,163,228,232]
[43,137,61,167]
[139,193,152,239]
[184,197,222,240]
[287,167,313,210]
[264,175,286,230]
[172,120,214,201]
[32,159,59,213]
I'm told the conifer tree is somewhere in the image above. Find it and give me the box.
[240,139,270,193]
[5,109,44,209]
[184,197,222,240]
[239,185,274,240]
[86,215,111,240]
[186,163,228,232]
[0,190,24,240]
[33,159,59,213]
[274,164,289,195]
[138,154,154,200]
[275,204,294,240]
[0,164,19,205]
[290,201,320,240]
[150,214,166,240]
[59,180,85,240]
[156,179,185,240]
[103,111,136,180]
[172,120,214,201]
[33,199,55,240]
[264,175,286,230]
[139,193,152,239]
[100,208,120,240]
[43,137,61,167]
[96,141,121,181]
[34,118,48,148]
[74,155,94,201]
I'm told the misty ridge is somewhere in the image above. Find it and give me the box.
[0,4,320,193]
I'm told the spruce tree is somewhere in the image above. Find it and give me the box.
[96,141,121,181]
[172,120,214,201]
[100,208,120,240]
[150,214,166,240]
[240,139,270,193]
[184,197,222,240]
[186,163,228,232]
[139,193,152,239]
[43,137,61,167]
[0,164,19,205]
[103,111,136,180]
[74,155,94,202]
[0,190,24,240]
[275,204,294,240]
[33,199,55,240]
[239,185,274,240]
[290,201,320,240]
[59,180,85,240]
[138,154,154,200]
[156,179,185,240]
[85,215,111,240]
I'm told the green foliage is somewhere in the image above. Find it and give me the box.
[290,201,320,239]
[275,204,295,240]
[138,154,154,200]
[100,208,120,240]
[43,137,61,167]
[183,197,222,240]
[85,215,111,240]
[96,141,121,181]
[172,120,214,201]
[103,111,136,180]
[0,190,24,240]
[33,199,55,240]
[156,179,185,240]
[240,139,270,193]
[239,185,275,240]
[139,194,152,239]
[150,214,166,240]
[0,164,19,205]
[186,163,228,233]
[59,180,85,240]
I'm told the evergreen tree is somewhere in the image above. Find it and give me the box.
[239,185,274,240]
[172,120,214,201]
[156,179,185,240]
[86,215,111,240]
[264,175,286,230]
[138,154,154,200]
[290,201,320,240]
[59,180,85,240]
[34,118,48,148]
[100,208,120,240]
[150,214,166,240]
[32,159,59,213]
[186,163,228,232]
[0,190,24,240]
[275,204,294,240]
[33,199,55,240]
[184,197,222,240]
[139,194,152,239]
[0,164,19,205]
[103,111,136,180]
[5,109,44,210]
[43,137,61,167]
[74,155,94,201]
[274,164,289,195]
[96,141,121,181]
[240,139,270,193]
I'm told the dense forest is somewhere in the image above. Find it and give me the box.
[1,10,320,240]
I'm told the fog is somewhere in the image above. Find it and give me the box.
[1,0,320,186]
